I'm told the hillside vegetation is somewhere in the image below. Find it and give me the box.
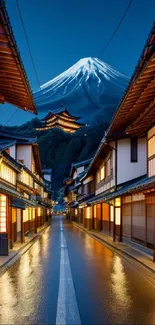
[2,110,110,197]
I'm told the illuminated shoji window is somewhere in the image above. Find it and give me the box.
[0,195,7,233]
[115,198,121,225]
[85,207,91,219]
[0,163,16,185]
[20,171,33,187]
[101,166,105,180]
[23,209,29,222]
[30,208,35,220]
[148,135,155,158]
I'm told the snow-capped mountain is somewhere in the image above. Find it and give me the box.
[34,57,129,122]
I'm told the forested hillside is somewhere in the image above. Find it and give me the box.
[1,110,109,197]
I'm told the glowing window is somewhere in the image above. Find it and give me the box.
[0,195,7,233]
[94,205,97,218]
[20,171,33,187]
[110,205,114,222]
[115,198,121,207]
[148,136,155,158]
[86,207,91,219]
[0,163,16,185]
[101,166,105,180]
[115,207,121,225]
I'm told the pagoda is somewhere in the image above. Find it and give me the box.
[36,106,85,133]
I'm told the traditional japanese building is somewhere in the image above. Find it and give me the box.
[0,129,52,254]
[0,0,37,113]
[65,21,155,262]
[36,107,84,133]
[0,1,53,256]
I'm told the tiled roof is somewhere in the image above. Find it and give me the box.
[0,128,37,144]
[0,0,37,113]
[1,150,22,171]
[42,108,81,121]
[86,176,150,204]
[106,21,155,138]
[0,139,16,151]
[72,158,92,168]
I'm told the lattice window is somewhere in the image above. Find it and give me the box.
[0,195,7,233]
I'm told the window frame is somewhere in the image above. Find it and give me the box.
[130,137,138,163]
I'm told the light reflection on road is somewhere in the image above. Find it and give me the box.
[0,218,155,325]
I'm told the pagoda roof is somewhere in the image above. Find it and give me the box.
[41,108,81,121]
[107,21,155,139]
[37,122,84,132]
[45,117,84,127]
[0,0,37,114]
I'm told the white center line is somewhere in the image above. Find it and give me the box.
[56,221,81,325]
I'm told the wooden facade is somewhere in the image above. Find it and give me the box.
[0,133,52,255]
[0,0,37,113]
[64,22,155,262]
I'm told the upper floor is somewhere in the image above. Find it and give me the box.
[0,131,51,205]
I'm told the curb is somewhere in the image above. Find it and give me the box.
[0,223,50,277]
[72,221,155,275]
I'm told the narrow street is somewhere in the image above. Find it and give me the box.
[0,216,155,325]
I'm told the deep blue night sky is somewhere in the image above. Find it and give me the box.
[2,0,155,125]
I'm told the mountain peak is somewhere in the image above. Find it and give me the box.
[34,58,129,116]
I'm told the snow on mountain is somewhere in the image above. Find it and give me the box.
[34,57,129,121]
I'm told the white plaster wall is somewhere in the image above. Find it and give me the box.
[44,174,51,181]
[77,166,84,175]
[17,209,21,232]
[73,171,77,179]
[9,145,16,159]
[17,145,32,170]
[117,138,146,185]
[83,176,93,184]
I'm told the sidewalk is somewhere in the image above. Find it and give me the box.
[0,222,50,277]
[72,221,155,273]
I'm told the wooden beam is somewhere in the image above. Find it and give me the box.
[0,46,12,54]
[113,205,116,242]
[0,34,8,42]
[35,209,37,234]
[0,74,23,81]
[21,209,25,243]
[119,197,122,242]
[0,85,27,95]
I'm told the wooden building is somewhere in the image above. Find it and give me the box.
[0,0,37,113]
[64,21,155,262]
[36,107,84,133]
[0,130,52,254]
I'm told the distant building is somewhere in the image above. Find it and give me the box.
[36,107,84,133]
[42,168,52,192]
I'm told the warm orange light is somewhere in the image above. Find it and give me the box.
[85,207,91,219]
[115,197,121,207]
[115,208,121,225]
[0,194,7,232]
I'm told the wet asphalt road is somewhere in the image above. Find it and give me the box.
[0,216,155,325]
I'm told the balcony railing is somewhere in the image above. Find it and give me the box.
[96,169,113,190]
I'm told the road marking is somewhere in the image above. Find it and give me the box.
[56,221,81,325]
